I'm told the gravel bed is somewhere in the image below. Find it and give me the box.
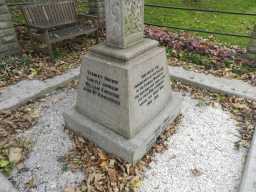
[8,88,247,192]
[10,89,84,192]
[140,96,247,192]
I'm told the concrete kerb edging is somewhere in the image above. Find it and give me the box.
[0,66,255,112]
[168,66,256,101]
[239,127,256,192]
[0,67,80,112]
[0,68,80,192]
[0,173,18,192]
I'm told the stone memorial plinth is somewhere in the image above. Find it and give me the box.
[64,0,182,164]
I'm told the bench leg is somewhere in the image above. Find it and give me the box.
[96,30,99,44]
[47,43,54,60]
[44,30,54,61]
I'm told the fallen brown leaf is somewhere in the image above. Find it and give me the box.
[65,116,182,192]
[191,168,203,177]
[8,147,23,163]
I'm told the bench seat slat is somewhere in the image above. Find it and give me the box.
[49,26,97,43]
[21,0,100,58]
[22,0,78,28]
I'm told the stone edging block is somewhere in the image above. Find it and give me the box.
[0,173,18,192]
[239,127,256,192]
[169,66,256,101]
[1,66,255,112]
[0,68,80,111]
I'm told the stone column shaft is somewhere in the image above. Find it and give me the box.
[105,0,144,49]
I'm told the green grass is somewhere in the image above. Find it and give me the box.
[8,0,90,25]
[145,0,256,47]
[7,0,256,47]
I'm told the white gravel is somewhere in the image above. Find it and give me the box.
[9,89,247,192]
[139,96,247,192]
[11,89,84,192]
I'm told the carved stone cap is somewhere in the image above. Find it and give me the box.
[105,0,144,49]
[90,39,159,62]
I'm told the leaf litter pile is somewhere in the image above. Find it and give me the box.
[64,116,182,192]
[0,26,96,89]
[0,103,39,175]
[145,26,256,86]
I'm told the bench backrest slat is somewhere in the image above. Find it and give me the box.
[22,0,78,28]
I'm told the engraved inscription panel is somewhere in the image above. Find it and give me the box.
[83,70,120,105]
[134,65,166,107]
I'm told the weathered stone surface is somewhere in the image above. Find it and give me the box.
[239,129,256,192]
[76,39,173,139]
[0,67,80,111]
[91,38,158,61]
[0,5,8,14]
[0,48,19,58]
[0,3,19,58]
[168,66,256,101]
[0,28,15,37]
[0,21,12,29]
[64,0,181,163]
[0,42,19,54]
[64,39,182,163]
[105,0,144,48]
[0,13,12,21]
[0,173,18,192]
[0,34,16,44]
[64,93,182,164]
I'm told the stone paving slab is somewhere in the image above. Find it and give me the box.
[0,68,80,111]
[239,127,256,192]
[0,173,18,192]
[169,66,256,101]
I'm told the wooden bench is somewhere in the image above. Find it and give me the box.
[21,0,100,58]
